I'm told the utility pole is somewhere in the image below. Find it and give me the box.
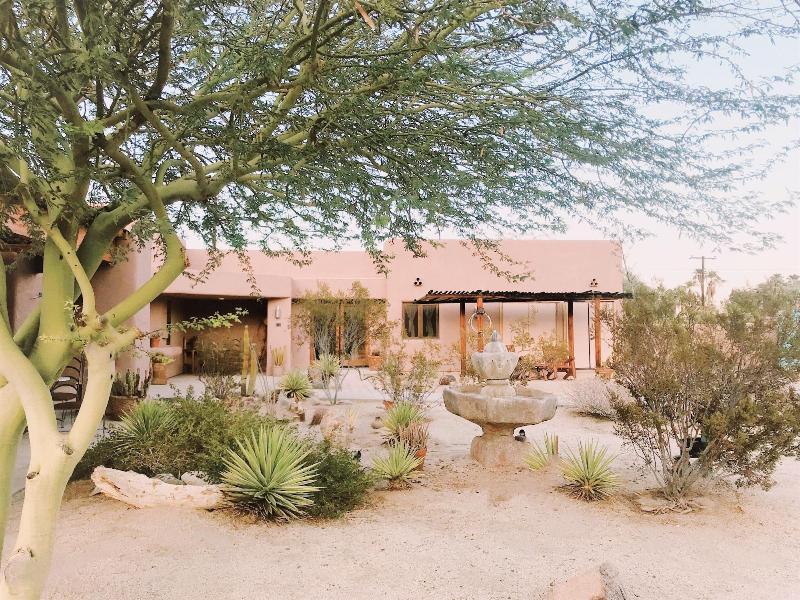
[690,255,716,306]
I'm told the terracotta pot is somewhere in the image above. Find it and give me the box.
[383,399,395,411]
[367,355,383,370]
[414,447,427,470]
[107,395,139,420]
[272,364,285,377]
[152,362,168,385]
[150,337,163,348]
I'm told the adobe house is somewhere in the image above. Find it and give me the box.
[150,239,629,379]
[2,231,629,380]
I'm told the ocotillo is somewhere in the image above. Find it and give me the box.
[241,325,250,395]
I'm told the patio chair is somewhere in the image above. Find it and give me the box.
[51,357,85,430]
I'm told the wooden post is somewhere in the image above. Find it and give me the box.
[567,300,576,378]
[459,301,466,376]
[593,296,602,368]
[476,295,485,351]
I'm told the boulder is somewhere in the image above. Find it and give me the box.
[545,563,631,600]
[180,471,211,486]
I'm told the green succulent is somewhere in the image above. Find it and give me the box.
[371,442,421,483]
[524,433,559,471]
[222,426,319,520]
[382,402,426,441]
[560,440,618,501]
[112,401,176,453]
[279,370,313,401]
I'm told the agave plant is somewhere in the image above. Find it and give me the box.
[371,442,421,484]
[279,370,313,401]
[524,433,559,471]
[560,440,618,501]
[112,401,175,453]
[382,402,426,442]
[222,426,319,520]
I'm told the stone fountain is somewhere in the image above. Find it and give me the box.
[443,331,557,467]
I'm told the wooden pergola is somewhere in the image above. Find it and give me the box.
[413,290,633,376]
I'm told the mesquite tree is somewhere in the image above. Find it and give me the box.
[610,278,800,503]
[0,1,799,597]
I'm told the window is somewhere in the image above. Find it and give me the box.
[402,303,439,338]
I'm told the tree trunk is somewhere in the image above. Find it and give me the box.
[0,343,118,599]
[0,392,25,560]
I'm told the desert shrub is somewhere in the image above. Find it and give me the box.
[382,402,426,441]
[305,441,373,518]
[525,433,559,471]
[311,353,347,404]
[560,440,618,501]
[510,354,539,383]
[565,378,631,419]
[610,279,800,503]
[222,426,319,520]
[197,338,242,400]
[368,343,442,406]
[280,369,313,401]
[74,391,279,482]
[372,442,421,484]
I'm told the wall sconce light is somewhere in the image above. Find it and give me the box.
[413,277,423,287]
[274,305,282,320]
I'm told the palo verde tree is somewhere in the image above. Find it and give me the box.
[1,1,799,597]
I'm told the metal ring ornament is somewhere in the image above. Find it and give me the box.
[467,310,492,334]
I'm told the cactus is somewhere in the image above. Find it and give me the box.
[240,325,250,395]
[111,369,151,398]
[246,343,258,396]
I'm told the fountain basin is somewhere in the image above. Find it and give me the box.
[443,384,557,467]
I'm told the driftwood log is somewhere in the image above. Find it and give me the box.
[91,467,225,510]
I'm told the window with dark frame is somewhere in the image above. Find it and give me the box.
[402,303,439,338]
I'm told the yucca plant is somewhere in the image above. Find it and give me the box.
[279,370,313,401]
[560,440,618,501]
[525,433,560,471]
[371,442,421,485]
[112,401,176,453]
[222,426,320,520]
[382,402,426,442]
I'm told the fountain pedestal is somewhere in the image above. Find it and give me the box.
[443,332,557,467]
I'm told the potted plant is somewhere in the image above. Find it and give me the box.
[271,346,286,377]
[398,421,429,470]
[150,352,174,385]
[107,370,151,419]
[149,333,163,348]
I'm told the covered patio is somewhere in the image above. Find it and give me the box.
[413,289,632,376]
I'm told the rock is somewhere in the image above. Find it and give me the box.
[153,473,184,485]
[439,374,457,386]
[91,467,224,510]
[546,562,630,600]
[372,479,390,491]
[180,472,210,486]
[565,375,575,381]
[371,416,383,429]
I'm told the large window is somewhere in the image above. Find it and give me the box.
[402,303,439,338]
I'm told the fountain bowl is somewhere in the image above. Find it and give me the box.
[443,384,557,467]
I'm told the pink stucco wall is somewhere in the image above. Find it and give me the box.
[158,239,624,372]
